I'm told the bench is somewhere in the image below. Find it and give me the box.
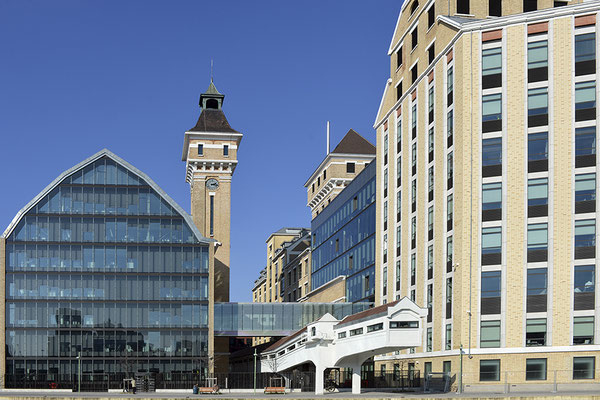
[198,385,220,394]
[264,387,286,394]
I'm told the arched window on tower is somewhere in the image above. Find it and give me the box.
[206,99,219,109]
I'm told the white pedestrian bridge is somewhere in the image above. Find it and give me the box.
[260,297,427,394]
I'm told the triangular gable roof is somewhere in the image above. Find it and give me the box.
[331,129,376,155]
[2,148,213,245]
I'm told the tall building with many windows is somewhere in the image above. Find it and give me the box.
[0,150,212,384]
[375,0,599,388]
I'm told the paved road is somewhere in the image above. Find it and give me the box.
[0,389,599,399]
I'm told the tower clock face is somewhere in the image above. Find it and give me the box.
[206,178,219,190]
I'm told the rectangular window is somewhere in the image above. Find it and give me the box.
[350,327,363,336]
[411,142,417,175]
[482,47,502,89]
[428,167,434,200]
[447,193,453,231]
[223,144,229,156]
[411,180,416,209]
[575,126,596,168]
[428,86,434,122]
[410,253,416,285]
[426,328,432,352]
[397,81,403,100]
[481,270,501,314]
[526,318,547,346]
[446,236,453,272]
[384,134,389,165]
[528,87,548,126]
[198,144,204,156]
[397,117,402,152]
[428,4,435,28]
[412,63,418,83]
[337,331,346,339]
[575,33,596,76]
[527,40,548,82]
[574,357,595,379]
[397,46,403,68]
[575,173,596,213]
[411,27,418,50]
[428,127,434,160]
[573,316,594,345]
[396,191,401,222]
[482,226,501,264]
[346,162,355,173]
[383,233,388,264]
[528,132,548,172]
[390,320,418,329]
[447,66,454,105]
[384,169,388,198]
[575,219,596,259]
[526,358,547,381]
[411,216,416,249]
[395,260,401,290]
[480,360,500,381]
[445,324,452,350]
[447,110,453,147]
[480,320,501,348]
[527,267,547,312]
[412,104,417,139]
[446,277,452,319]
[527,223,548,261]
[367,323,383,333]
[447,151,453,188]
[428,208,434,242]
[523,0,537,12]
[428,43,435,64]
[457,0,469,14]
[482,93,502,132]
[482,137,502,177]
[489,0,501,16]
[528,177,548,216]
[574,264,595,310]
[482,182,502,221]
[575,81,596,121]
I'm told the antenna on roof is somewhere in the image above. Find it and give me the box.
[327,121,330,155]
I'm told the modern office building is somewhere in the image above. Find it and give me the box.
[1,149,212,383]
[375,0,600,388]
[310,160,376,304]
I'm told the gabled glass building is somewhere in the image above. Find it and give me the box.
[1,149,212,385]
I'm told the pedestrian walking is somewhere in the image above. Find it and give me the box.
[131,378,136,394]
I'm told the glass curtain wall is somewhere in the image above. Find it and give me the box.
[5,156,210,382]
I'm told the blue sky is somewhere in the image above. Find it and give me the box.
[0,0,400,301]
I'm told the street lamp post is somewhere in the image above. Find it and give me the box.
[253,348,257,394]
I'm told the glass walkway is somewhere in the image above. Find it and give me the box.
[214,302,372,337]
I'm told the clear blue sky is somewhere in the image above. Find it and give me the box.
[0,0,400,301]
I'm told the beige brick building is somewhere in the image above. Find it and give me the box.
[375,0,600,389]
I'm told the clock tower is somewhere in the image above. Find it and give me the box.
[182,80,242,303]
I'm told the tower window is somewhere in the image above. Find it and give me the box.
[206,99,219,109]
[346,162,355,173]
[209,195,214,237]
[411,27,418,50]
[223,145,229,156]
[198,144,203,156]
[397,46,403,68]
[457,0,470,14]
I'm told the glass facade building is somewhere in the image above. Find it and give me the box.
[311,162,376,302]
[2,150,211,382]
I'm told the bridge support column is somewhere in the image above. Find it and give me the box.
[350,364,362,394]
[315,364,325,395]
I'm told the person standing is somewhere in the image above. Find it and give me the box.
[131,378,136,394]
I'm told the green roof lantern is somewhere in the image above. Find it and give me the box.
[199,79,225,110]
